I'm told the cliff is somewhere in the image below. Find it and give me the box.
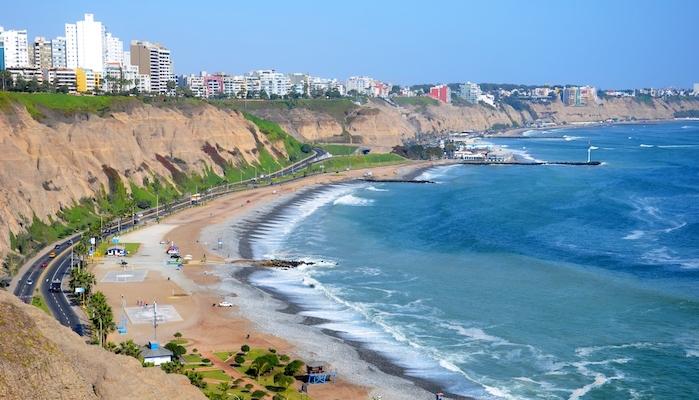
[242,97,699,147]
[0,290,206,399]
[0,97,292,267]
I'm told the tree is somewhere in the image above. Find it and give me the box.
[259,90,269,100]
[116,339,143,360]
[217,382,229,393]
[69,267,96,304]
[164,342,187,357]
[273,372,294,388]
[166,80,177,94]
[185,371,206,388]
[174,331,183,338]
[233,355,245,365]
[241,344,250,353]
[250,354,278,379]
[87,291,115,346]
[390,85,402,95]
[160,361,183,374]
[284,360,303,376]
[0,71,13,91]
[251,390,267,400]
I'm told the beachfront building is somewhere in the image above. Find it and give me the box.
[104,32,123,65]
[561,86,597,106]
[47,68,77,92]
[32,37,53,72]
[51,37,66,68]
[130,40,174,95]
[429,84,451,103]
[693,83,699,96]
[5,67,44,84]
[0,28,30,68]
[102,62,140,93]
[288,72,309,96]
[459,82,481,104]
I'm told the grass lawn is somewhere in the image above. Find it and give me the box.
[198,369,231,381]
[214,351,235,362]
[94,241,141,258]
[314,153,406,173]
[183,353,203,363]
[319,144,358,156]
[170,338,188,345]
[31,295,51,315]
[393,96,439,107]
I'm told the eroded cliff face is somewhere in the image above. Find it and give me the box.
[247,97,699,147]
[0,290,206,400]
[0,103,288,261]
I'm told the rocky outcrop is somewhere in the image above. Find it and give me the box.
[0,290,206,400]
[0,102,289,262]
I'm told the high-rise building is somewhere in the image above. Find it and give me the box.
[459,82,481,104]
[429,84,451,103]
[1,28,30,68]
[64,23,78,68]
[75,68,100,93]
[562,86,597,106]
[75,13,105,72]
[51,37,66,68]
[249,69,290,97]
[32,37,53,71]
[346,76,374,95]
[0,29,4,71]
[130,40,174,94]
[104,32,123,65]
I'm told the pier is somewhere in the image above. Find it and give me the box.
[361,178,436,183]
[457,161,601,166]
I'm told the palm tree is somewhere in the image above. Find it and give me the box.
[87,291,115,346]
[69,268,96,304]
[116,339,142,360]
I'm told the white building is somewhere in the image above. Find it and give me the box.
[51,37,66,68]
[1,28,30,68]
[346,76,374,95]
[103,62,140,93]
[249,69,290,97]
[223,75,246,97]
[104,32,123,65]
[65,14,107,73]
[130,40,174,95]
[48,68,77,92]
[64,23,78,68]
[141,341,173,366]
[459,82,481,104]
[693,83,699,96]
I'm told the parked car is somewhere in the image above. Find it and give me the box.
[48,251,56,258]
[218,301,234,307]
[40,262,48,268]
[26,278,33,285]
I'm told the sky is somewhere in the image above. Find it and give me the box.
[3,0,698,88]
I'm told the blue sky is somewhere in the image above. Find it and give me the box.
[3,0,698,88]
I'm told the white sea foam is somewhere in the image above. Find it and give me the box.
[333,194,373,206]
[568,373,609,400]
[657,144,699,148]
[415,164,459,181]
[563,135,583,141]
[639,144,654,148]
[623,230,645,240]
[366,185,388,192]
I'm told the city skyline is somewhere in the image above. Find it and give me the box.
[2,0,698,88]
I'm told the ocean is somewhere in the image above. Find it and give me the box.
[246,121,699,399]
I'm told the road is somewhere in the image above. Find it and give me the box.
[12,147,330,336]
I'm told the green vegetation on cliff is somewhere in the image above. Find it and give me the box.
[314,153,405,172]
[393,96,439,107]
[0,92,134,120]
[215,98,359,125]
[318,144,358,156]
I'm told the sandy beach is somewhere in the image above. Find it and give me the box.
[93,160,450,400]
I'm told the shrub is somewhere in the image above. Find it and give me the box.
[192,348,198,353]
[241,344,250,353]
[273,395,286,400]
[174,332,182,338]
[234,355,246,365]
[279,354,290,362]
[273,372,294,388]
[164,341,187,357]
[268,348,276,354]
[251,390,267,399]
[245,383,254,390]
[202,358,211,364]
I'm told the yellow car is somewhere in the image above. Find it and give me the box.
[48,251,56,258]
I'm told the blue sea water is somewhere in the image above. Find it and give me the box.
[249,121,699,399]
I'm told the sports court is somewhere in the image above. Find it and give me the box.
[101,269,148,283]
[124,304,183,324]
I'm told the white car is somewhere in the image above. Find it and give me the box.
[218,301,234,307]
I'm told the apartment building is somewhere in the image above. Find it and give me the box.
[51,37,66,68]
[130,40,174,94]
[1,28,30,68]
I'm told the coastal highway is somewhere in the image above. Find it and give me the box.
[40,247,84,335]
[13,147,329,334]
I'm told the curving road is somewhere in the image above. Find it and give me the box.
[12,148,329,335]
